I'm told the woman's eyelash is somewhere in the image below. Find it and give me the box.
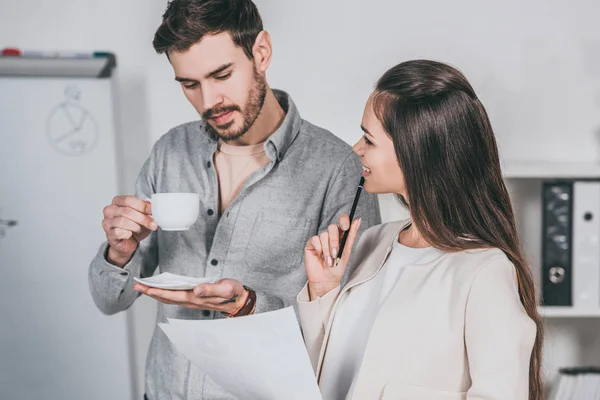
[363,135,373,145]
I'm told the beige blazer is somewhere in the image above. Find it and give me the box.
[297,220,536,400]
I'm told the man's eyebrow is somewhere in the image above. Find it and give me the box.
[204,63,234,79]
[174,63,234,83]
[175,76,196,83]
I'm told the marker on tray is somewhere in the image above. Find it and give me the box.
[1,48,109,59]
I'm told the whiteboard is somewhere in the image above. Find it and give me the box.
[0,72,133,398]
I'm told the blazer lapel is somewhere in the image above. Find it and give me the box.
[315,220,411,376]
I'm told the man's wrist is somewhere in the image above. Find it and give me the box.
[106,246,133,268]
[226,288,249,313]
[223,286,256,318]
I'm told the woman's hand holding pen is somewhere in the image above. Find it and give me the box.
[304,214,361,300]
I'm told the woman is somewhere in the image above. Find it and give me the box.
[298,60,543,400]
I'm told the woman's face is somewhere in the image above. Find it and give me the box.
[353,95,407,197]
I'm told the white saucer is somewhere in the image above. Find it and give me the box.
[134,272,217,290]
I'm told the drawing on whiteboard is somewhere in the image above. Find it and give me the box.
[0,210,17,248]
[46,84,99,156]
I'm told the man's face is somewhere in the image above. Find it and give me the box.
[169,32,267,142]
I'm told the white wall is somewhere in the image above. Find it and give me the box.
[258,0,600,163]
[0,1,176,396]
[2,0,600,397]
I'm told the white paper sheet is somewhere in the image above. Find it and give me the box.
[158,306,322,400]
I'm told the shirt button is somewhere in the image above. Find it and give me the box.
[203,310,211,317]
[207,161,212,168]
[207,209,214,216]
[211,259,218,266]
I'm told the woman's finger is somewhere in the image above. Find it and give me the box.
[319,231,332,267]
[309,236,323,259]
[328,224,340,259]
[340,218,362,265]
[338,214,351,232]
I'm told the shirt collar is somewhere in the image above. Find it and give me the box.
[202,89,302,163]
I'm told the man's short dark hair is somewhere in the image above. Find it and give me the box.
[153,0,264,59]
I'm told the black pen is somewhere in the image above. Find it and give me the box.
[336,176,365,265]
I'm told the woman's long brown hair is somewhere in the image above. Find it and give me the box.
[372,59,543,399]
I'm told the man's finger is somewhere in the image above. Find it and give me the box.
[145,288,194,303]
[112,216,145,234]
[194,282,236,299]
[105,216,140,241]
[110,227,133,241]
[103,204,118,219]
[112,195,150,214]
[133,283,146,293]
[146,294,176,305]
[105,200,156,231]
[121,208,157,231]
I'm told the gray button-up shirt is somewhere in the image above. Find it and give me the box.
[88,90,381,399]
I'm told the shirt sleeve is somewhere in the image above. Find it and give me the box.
[87,144,160,315]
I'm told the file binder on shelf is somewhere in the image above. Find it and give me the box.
[572,181,600,308]
[549,367,600,400]
[542,181,573,306]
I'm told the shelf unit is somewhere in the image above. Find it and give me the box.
[540,306,600,318]
[502,159,600,398]
[502,160,600,179]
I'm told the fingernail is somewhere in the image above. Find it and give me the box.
[194,288,203,297]
[358,218,362,229]
[342,222,350,231]
[151,222,158,230]
[332,248,338,259]
[327,256,333,267]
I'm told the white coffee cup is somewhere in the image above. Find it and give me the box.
[150,193,200,231]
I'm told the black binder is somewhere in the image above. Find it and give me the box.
[541,181,573,306]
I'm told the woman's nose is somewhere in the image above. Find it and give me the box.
[352,140,363,156]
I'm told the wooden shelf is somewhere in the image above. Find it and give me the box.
[502,160,600,179]
[539,306,600,318]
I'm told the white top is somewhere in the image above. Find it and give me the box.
[319,240,444,400]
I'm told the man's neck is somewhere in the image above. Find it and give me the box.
[227,88,286,146]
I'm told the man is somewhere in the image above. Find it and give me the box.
[88,0,381,398]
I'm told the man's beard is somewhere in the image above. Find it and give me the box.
[203,69,267,142]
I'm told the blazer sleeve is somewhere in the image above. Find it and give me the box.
[296,284,341,372]
[465,257,537,400]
